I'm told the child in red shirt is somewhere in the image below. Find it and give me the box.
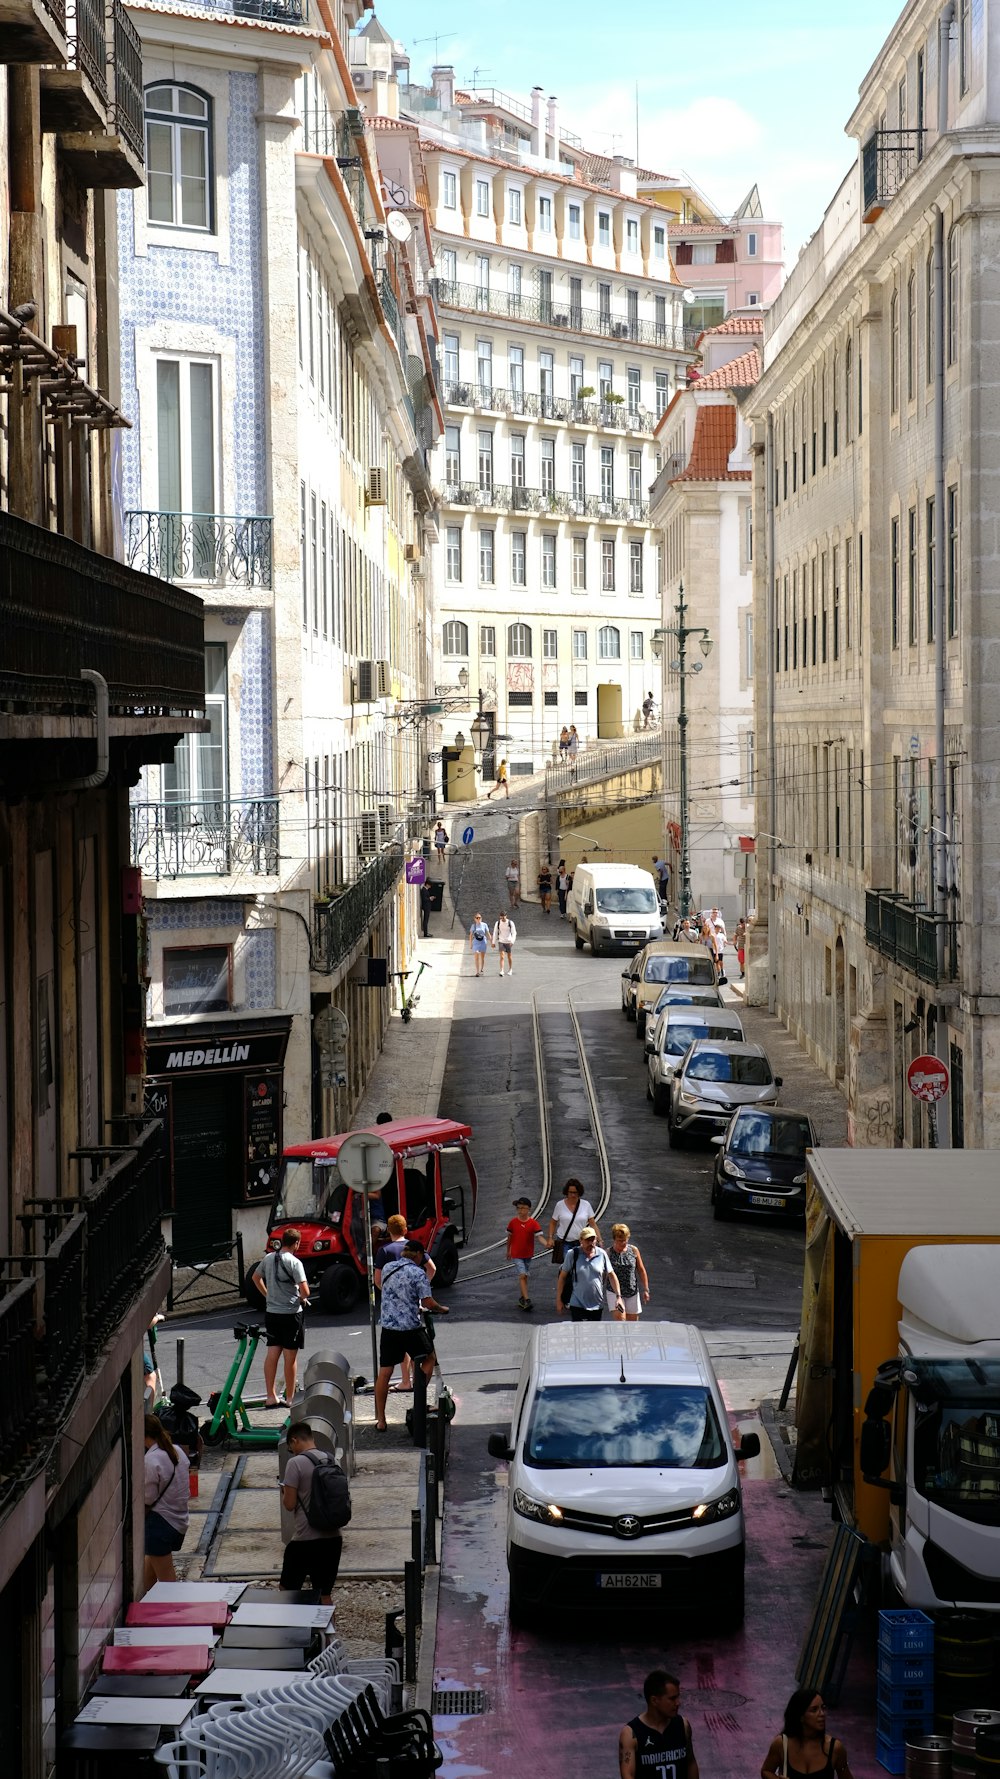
[506,1196,542,1312]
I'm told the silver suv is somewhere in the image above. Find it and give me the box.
[668,1041,781,1148]
[647,1007,746,1115]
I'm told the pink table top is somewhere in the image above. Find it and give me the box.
[102,1645,211,1676]
[126,1602,229,1628]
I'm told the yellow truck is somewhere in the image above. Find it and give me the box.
[795,1150,1000,1610]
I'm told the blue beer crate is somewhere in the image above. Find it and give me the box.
[876,1730,909,1775]
[876,1647,934,1689]
[877,1678,935,1717]
[878,1608,935,1658]
[876,1702,934,1747]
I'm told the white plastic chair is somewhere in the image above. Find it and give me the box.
[307,1636,399,1709]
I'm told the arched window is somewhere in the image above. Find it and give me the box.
[507,622,531,657]
[597,624,620,660]
[442,619,468,656]
[145,84,213,230]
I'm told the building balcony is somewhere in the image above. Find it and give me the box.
[39,0,107,133]
[131,796,280,881]
[864,888,958,985]
[441,378,657,433]
[861,128,925,223]
[440,479,649,523]
[124,510,273,589]
[432,280,689,353]
[313,842,404,973]
[0,0,66,64]
[54,0,143,186]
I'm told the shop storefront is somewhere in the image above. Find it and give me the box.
[144,1016,291,1263]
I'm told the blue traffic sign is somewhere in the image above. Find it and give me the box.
[462,826,474,845]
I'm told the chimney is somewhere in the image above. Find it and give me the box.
[530,85,544,156]
[431,65,455,110]
[546,93,559,163]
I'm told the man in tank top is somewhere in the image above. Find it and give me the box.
[619,1671,698,1779]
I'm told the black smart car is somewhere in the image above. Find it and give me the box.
[710,1107,818,1221]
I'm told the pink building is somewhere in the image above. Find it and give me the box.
[667,187,783,336]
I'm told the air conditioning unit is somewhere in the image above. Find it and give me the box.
[377,659,392,697]
[378,801,396,836]
[359,810,381,854]
[366,466,387,506]
[404,542,420,563]
[355,658,376,702]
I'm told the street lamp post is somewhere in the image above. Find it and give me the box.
[651,580,713,920]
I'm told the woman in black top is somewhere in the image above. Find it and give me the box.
[761,1690,853,1779]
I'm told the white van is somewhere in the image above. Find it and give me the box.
[487,1321,758,1625]
[569,862,663,955]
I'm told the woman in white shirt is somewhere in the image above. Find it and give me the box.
[143,1414,191,1593]
[546,1177,601,1259]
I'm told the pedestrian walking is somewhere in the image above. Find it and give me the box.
[468,911,492,975]
[606,1223,651,1321]
[374,1240,448,1430]
[642,691,656,729]
[279,1420,350,1605]
[557,1227,622,1321]
[710,919,728,986]
[505,857,521,907]
[492,910,517,976]
[567,725,580,774]
[558,725,570,760]
[537,859,553,912]
[734,916,747,978]
[252,1227,310,1407]
[419,879,432,938]
[506,1196,542,1311]
[434,821,447,861]
[143,1414,190,1593]
[619,1671,699,1779]
[374,1217,436,1392]
[546,1177,600,1260]
[652,854,670,900]
[760,1691,853,1779]
[487,758,509,799]
[555,859,572,917]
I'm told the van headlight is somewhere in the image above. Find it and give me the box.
[691,1487,741,1523]
[592,913,609,926]
[513,1489,564,1525]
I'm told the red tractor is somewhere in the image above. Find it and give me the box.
[252,1116,478,1314]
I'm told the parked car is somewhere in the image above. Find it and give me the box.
[620,951,643,1017]
[668,1041,781,1147]
[710,1108,818,1221]
[647,1008,746,1115]
[629,943,718,1041]
[644,983,726,1054]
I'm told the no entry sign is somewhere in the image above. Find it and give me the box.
[907,1054,950,1102]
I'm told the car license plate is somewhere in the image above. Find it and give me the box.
[750,1193,785,1209]
[599,1573,662,1590]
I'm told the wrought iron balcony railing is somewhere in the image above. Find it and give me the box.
[111,0,143,161]
[864,888,958,985]
[131,797,280,880]
[313,842,404,973]
[441,378,657,432]
[862,128,925,221]
[440,479,649,523]
[124,510,273,588]
[432,280,689,353]
[70,0,109,102]
[0,1275,40,1493]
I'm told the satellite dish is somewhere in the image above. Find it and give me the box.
[386,210,412,242]
[682,288,696,305]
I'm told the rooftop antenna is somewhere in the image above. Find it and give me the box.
[413,30,457,60]
[469,65,494,88]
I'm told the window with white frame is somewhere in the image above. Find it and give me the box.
[627,366,641,413]
[445,525,462,581]
[598,623,620,659]
[443,332,459,384]
[508,622,531,657]
[598,284,612,323]
[628,449,641,506]
[655,294,667,338]
[478,429,493,491]
[538,195,553,233]
[442,170,457,209]
[539,349,554,413]
[476,254,490,303]
[568,202,581,240]
[440,247,457,285]
[601,538,615,591]
[443,619,468,655]
[572,535,587,590]
[510,432,525,487]
[569,354,584,399]
[479,527,495,584]
[629,539,643,593]
[543,627,558,660]
[653,224,666,259]
[476,336,492,397]
[541,532,556,588]
[692,241,715,264]
[747,292,759,306]
[571,441,585,502]
[573,627,588,659]
[508,186,522,225]
[145,84,213,230]
[511,529,526,585]
[444,424,460,483]
[164,641,227,809]
[509,344,524,400]
[947,224,959,364]
[508,263,522,313]
[480,623,496,657]
[747,231,758,256]
[541,435,555,496]
[476,178,490,217]
[630,630,644,660]
[626,217,639,253]
[655,371,669,417]
[598,211,611,247]
[600,446,614,504]
[155,358,218,571]
[598,358,613,399]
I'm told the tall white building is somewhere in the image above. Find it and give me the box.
[362,55,694,783]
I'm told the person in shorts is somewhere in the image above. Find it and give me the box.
[606,1222,651,1322]
[506,1196,541,1311]
[253,1227,309,1407]
[279,1420,343,1605]
[505,857,521,908]
[143,1414,190,1593]
[492,909,517,976]
[374,1241,448,1431]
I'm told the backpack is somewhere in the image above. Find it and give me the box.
[301,1451,352,1532]
[560,1246,580,1307]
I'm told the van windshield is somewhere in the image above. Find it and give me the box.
[524,1384,726,1469]
[644,956,716,984]
[274,1158,345,1223]
[596,888,658,914]
[911,1359,1000,1524]
[686,1051,772,1085]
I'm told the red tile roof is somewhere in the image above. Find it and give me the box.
[697,315,764,344]
[672,403,751,483]
[689,346,761,391]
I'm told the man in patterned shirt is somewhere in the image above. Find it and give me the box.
[374,1241,448,1431]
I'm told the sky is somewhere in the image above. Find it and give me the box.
[374,0,904,259]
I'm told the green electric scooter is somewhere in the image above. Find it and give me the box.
[201,1322,287,1449]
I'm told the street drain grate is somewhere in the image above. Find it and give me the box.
[693,1269,756,1289]
[432,1690,489,1716]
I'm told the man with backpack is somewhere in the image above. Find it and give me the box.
[280,1420,351,1604]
